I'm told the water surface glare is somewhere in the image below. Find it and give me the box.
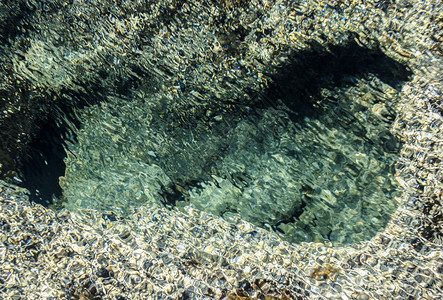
[60,73,402,245]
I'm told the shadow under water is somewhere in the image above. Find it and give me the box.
[21,41,412,245]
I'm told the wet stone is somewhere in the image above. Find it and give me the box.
[0,0,442,299]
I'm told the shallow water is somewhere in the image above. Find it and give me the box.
[59,72,402,245]
[0,0,414,246]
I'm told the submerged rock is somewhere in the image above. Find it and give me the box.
[0,0,442,297]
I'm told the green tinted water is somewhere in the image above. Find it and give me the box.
[59,75,401,245]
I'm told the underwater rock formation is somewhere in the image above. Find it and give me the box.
[1,0,413,243]
[0,0,442,297]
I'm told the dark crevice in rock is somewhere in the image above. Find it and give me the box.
[20,120,67,206]
[12,85,111,206]
[260,41,412,122]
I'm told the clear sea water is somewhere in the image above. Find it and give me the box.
[59,73,402,246]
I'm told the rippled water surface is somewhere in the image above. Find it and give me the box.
[59,72,402,245]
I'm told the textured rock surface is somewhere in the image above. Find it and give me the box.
[0,0,442,298]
